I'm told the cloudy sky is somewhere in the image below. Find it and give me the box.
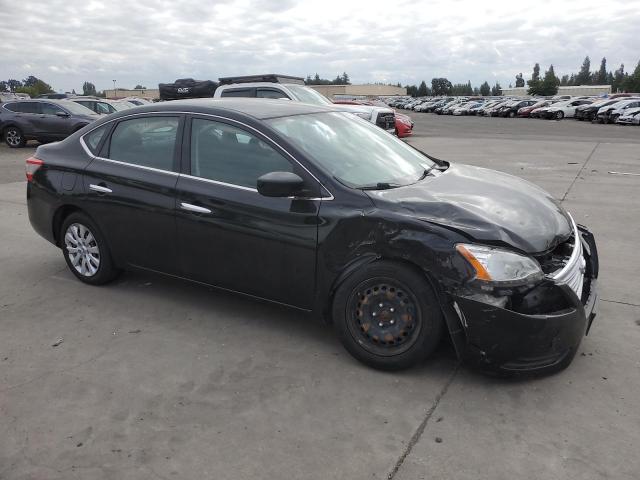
[1,0,639,92]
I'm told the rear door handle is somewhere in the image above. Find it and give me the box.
[180,202,212,214]
[89,184,112,193]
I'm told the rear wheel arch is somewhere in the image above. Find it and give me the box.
[52,205,94,247]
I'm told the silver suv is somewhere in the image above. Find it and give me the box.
[214,74,396,133]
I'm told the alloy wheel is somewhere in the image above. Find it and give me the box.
[64,223,100,276]
[5,128,22,147]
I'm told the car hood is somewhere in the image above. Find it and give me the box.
[364,163,572,254]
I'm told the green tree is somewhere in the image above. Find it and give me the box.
[134,84,146,90]
[15,77,53,97]
[595,57,607,84]
[417,80,428,96]
[7,79,22,91]
[491,82,502,96]
[515,73,525,87]
[560,75,569,86]
[480,81,491,96]
[82,81,97,96]
[576,56,591,85]
[532,63,540,81]
[0,81,7,92]
[405,84,418,97]
[612,64,626,92]
[529,65,559,95]
[431,77,452,96]
[622,60,640,92]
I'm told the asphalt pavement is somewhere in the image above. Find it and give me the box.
[1,115,639,479]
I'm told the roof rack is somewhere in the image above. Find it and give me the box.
[218,74,305,86]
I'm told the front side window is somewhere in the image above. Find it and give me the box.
[95,102,113,114]
[108,116,179,171]
[40,103,65,115]
[190,118,293,189]
[268,112,435,189]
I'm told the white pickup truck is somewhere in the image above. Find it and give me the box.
[214,74,396,133]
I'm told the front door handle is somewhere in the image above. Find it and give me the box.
[180,202,212,214]
[89,184,112,193]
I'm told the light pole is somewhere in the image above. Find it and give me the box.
[112,79,116,99]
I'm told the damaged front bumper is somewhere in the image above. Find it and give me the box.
[446,225,599,374]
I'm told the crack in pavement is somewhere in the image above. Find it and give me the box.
[560,142,600,203]
[387,363,460,479]
[601,298,640,308]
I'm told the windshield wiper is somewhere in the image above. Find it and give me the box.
[359,182,403,190]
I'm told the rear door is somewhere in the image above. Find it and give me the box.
[36,102,75,137]
[81,114,183,273]
[174,115,321,308]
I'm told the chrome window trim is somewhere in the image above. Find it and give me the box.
[79,110,334,200]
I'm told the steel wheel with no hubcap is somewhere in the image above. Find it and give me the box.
[347,278,422,357]
[65,223,100,276]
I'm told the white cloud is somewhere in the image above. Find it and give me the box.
[0,0,638,92]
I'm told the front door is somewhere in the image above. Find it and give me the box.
[175,116,320,309]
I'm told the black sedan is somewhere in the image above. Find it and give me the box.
[26,99,599,374]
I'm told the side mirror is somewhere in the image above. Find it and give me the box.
[257,171,304,198]
[56,111,70,117]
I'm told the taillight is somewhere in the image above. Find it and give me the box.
[25,157,44,182]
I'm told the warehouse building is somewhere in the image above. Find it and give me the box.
[104,88,159,100]
[501,85,612,96]
[308,84,406,99]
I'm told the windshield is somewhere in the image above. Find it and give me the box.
[60,101,98,115]
[286,85,333,106]
[267,112,435,189]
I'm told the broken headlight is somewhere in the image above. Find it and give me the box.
[456,243,543,287]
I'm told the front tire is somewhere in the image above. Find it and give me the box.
[4,126,26,148]
[60,212,120,285]
[555,111,564,120]
[332,261,444,370]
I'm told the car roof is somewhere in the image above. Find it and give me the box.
[104,98,336,120]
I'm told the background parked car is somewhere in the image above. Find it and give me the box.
[607,99,640,124]
[545,99,593,119]
[500,99,538,117]
[517,100,551,117]
[616,107,640,125]
[575,99,618,121]
[0,99,98,147]
[596,98,640,123]
[71,98,136,115]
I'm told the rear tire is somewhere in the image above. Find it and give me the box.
[4,126,26,148]
[332,261,444,370]
[555,111,564,120]
[60,212,120,285]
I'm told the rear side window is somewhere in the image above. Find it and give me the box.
[107,116,179,171]
[220,88,254,98]
[3,102,20,112]
[84,125,110,154]
[256,88,289,99]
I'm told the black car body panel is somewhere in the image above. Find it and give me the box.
[26,98,599,374]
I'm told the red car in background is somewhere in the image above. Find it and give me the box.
[334,100,413,137]
[517,100,551,117]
